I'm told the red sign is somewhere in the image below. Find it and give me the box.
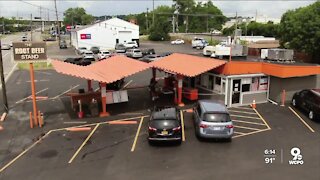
[66,25,71,31]
[80,34,91,40]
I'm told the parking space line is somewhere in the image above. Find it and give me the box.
[15,88,49,104]
[233,119,267,126]
[0,130,52,173]
[50,116,149,132]
[253,108,271,130]
[233,128,270,139]
[230,114,260,120]
[233,131,246,135]
[180,111,186,142]
[52,85,80,99]
[230,106,253,111]
[228,110,257,115]
[68,123,100,163]
[131,117,144,152]
[234,125,262,131]
[288,107,315,133]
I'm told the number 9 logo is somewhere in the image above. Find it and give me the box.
[291,147,302,160]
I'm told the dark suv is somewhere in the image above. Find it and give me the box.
[292,89,320,121]
[148,107,182,144]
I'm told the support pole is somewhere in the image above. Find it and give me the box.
[100,82,109,117]
[176,74,184,107]
[29,63,38,126]
[152,68,156,80]
[0,40,8,112]
[281,89,286,107]
[87,80,93,92]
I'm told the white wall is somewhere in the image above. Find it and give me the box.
[73,18,139,50]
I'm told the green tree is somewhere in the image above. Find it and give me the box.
[279,1,320,60]
[63,7,95,25]
[149,6,174,41]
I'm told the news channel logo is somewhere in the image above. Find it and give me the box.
[288,147,304,165]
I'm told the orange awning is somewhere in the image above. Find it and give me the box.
[150,53,227,77]
[52,55,150,83]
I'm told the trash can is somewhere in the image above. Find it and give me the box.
[89,99,99,117]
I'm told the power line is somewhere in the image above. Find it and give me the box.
[18,0,64,15]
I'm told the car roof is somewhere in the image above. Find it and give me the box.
[198,100,228,113]
[311,89,320,97]
[152,107,177,120]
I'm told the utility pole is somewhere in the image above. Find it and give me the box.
[54,0,61,44]
[146,8,149,31]
[185,15,188,33]
[206,16,209,33]
[152,0,155,25]
[30,14,33,41]
[0,41,9,112]
[172,15,175,33]
[2,19,4,34]
[255,10,257,22]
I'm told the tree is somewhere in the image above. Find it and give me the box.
[63,7,95,25]
[149,6,174,41]
[279,1,320,60]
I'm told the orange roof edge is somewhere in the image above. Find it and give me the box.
[215,61,320,78]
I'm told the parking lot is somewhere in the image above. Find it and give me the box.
[0,40,319,179]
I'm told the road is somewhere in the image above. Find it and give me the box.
[0,32,27,81]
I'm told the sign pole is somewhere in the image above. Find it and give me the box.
[0,40,8,112]
[29,63,38,125]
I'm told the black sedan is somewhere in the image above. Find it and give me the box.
[148,107,182,144]
[292,89,320,121]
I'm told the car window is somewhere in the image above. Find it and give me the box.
[134,50,141,53]
[150,120,179,129]
[204,113,231,122]
[196,105,201,117]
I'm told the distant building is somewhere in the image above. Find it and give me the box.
[70,17,139,50]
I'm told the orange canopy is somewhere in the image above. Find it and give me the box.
[150,53,227,77]
[52,55,150,83]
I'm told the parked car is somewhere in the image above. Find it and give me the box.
[292,89,320,121]
[1,44,11,50]
[82,50,95,61]
[123,41,138,48]
[98,50,111,60]
[171,39,185,45]
[141,48,156,56]
[159,52,172,57]
[192,37,208,49]
[22,36,28,42]
[140,54,162,63]
[115,43,127,53]
[193,100,233,141]
[148,107,182,144]
[210,30,222,35]
[59,40,67,49]
[43,36,55,41]
[126,48,143,58]
[90,46,100,54]
[77,47,87,55]
[203,46,215,56]
[64,57,91,66]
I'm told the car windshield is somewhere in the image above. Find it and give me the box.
[204,113,231,122]
[103,52,110,54]
[134,50,141,53]
[85,53,93,55]
[150,119,179,129]
[79,47,86,50]
[128,42,135,44]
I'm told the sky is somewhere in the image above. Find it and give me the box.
[0,0,316,20]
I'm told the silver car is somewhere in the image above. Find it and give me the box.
[193,100,233,141]
[126,48,143,58]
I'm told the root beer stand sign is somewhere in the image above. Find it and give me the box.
[13,42,47,128]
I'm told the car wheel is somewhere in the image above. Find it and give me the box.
[309,110,314,120]
[292,98,296,107]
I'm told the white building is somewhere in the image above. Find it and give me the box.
[71,17,139,50]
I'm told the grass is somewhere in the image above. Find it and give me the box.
[18,61,53,70]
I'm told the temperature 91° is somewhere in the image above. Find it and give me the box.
[265,157,275,164]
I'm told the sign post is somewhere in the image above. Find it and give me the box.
[13,42,47,127]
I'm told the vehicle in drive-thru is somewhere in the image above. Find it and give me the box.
[64,57,91,66]
[59,40,67,49]
[82,50,95,61]
[98,50,111,60]
[77,47,87,55]
[292,89,320,121]
[193,100,233,141]
[115,43,127,54]
[148,107,182,144]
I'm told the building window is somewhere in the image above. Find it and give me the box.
[215,77,221,85]
[208,75,214,90]
[242,84,250,92]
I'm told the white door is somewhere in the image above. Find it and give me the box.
[118,31,132,44]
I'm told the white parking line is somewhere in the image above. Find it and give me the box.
[234,125,262,131]
[228,110,257,115]
[233,119,267,126]
[52,85,79,99]
[15,88,49,104]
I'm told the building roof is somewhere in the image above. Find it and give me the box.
[52,55,150,84]
[214,61,320,78]
[248,41,280,49]
[71,17,138,32]
[150,53,227,77]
